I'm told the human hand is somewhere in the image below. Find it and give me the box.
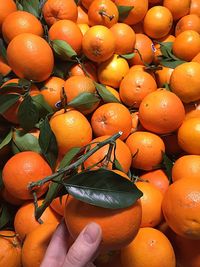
[41,220,102,267]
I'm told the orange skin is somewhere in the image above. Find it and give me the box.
[64,195,142,252]
[2,11,43,44]
[1,188,25,206]
[175,14,200,36]
[77,23,90,35]
[170,62,200,103]
[192,51,200,63]
[0,55,11,76]
[163,0,191,21]
[88,0,119,28]
[121,227,176,267]
[130,111,139,133]
[48,19,83,55]
[83,135,132,173]
[42,0,78,26]
[190,0,200,16]
[119,70,157,108]
[82,25,116,63]
[2,151,52,200]
[69,61,98,81]
[50,195,68,216]
[7,33,54,82]
[77,5,89,24]
[114,0,148,25]
[0,0,17,32]
[162,177,200,239]
[155,66,174,88]
[178,117,200,155]
[129,33,155,66]
[91,102,132,141]
[172,30,200,61]
[140,169,170,195]
[81,0,94,9]
[139,89,185,134]
[0,230,22,267]
[143,6,173,39]
[125,131,165,171]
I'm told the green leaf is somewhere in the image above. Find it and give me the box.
[160,59,185,69]
[18,95,39,131]
[19,0,40,18]
[53,60,74,79]
[58,147,81,170]
[18,78,32,89]
[162,152,174,182]
[94,82,120,103]
[0,202,17,230]
[113,158,124,172]
[0,38,7,62]
[32,94,53,115]
[51,40,77,60]
[63,169,143,209]
[68,92,100,112]
[117,5,134,21]
[16,1,24,10]
[1,83,21,90]
[11,128,41,154]
[39,117,58,169]
[0,94,20,114]
[0,130,12,150]
[119,53,135,60]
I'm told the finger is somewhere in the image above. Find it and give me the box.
[63,222,102,267]
[41,220,69,267]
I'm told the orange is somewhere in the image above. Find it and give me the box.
[91,102,132,140]
[114,0,148,25]
[1,188,25,206]
[14,199,61,241]
[2,151,52,200]
[97,54,130,88]
[175,14,200,36]
[0,55,11,76]
[127,64,156,78]
[0,0,17,32]
[129,33,155,66]
[190,0,200,16]
[63,75,99,114]
[77,5,89,24]
[162,177,200,239]
[125,131,165,171]
[77,23,90,35]
[50,108,92,155]
[88,0,119,28]
[119,70,157,108]
[22,223,57,267]
[121,227,176,267]
[2,11,43,44]
[41,76,65,110]
[192,51,200,63]
[143,6,173,39]
[84,135,132,173]
[48,19,83,54]
[69,61,97,81]
[0,230,21,267]
[50,194,68,216]
[163,0,191,21]
[105,85,121,101]
[135,181,163,227]
[64,194,142,251]
[172,155,200,182]
[177,117,200,155]
[155,66,174,87]
[42,0,78,26]
[110,23,136,55]
[7,33,54,82]
[170,62,200,103]
[139,89,185,134]
[172,30,200,61]
[82,25,116,62]
[140,169,170,195]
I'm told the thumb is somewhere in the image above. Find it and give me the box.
[63,222,102,267]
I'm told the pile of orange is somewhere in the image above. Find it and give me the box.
[0,0,200,266]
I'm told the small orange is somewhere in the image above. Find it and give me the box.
[50,194,68,216]
[163,0,191,21]
[175,14,200,36]
[82,25,116,62]
[69,61,98,81]
[0,0,17,32]
[125,131,165,171]
[155,66,174,87]
[91,102,132,140]
[190,0,200,16]
[77,5,89,24]
[177,117,200,155]
[42,0,78,26]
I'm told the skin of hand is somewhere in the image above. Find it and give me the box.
[41,220,102,267]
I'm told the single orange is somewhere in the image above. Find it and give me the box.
[0,0,17,32]
[163,0,191,21]
[175,14,200,36]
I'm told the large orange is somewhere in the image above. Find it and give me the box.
[2,11,43,43]
[125,131,165,171]
[91,102,132,140]
[177,117,200,155]
[64,195,142,251]
[50,109,93,155]
[82,25,116,62]
[175,14,200,36]
[48,19,83,54]
[121,227,176,267]
[119,70,157,108]
[83,135,132,173]
[170,62,200,103]
[0,0,17,32]
[139,89,185,134]
[7,33,54,82]
[0,230,21,267]
[162,177,200,239]
[2,151,52,200]
[42,0,78,26]
[14,199,61,241]
[135,181,163,227]
[163,0,191,21]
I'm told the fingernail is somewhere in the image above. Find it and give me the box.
[83,222,102,244]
